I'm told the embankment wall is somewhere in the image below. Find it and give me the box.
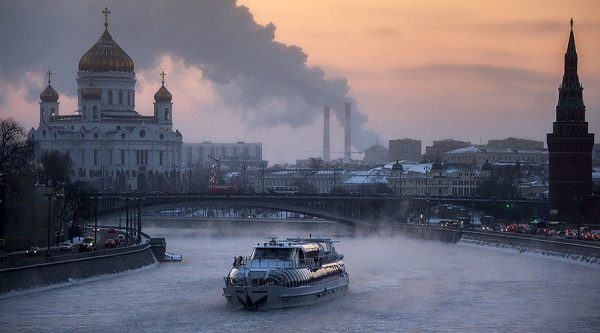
[0,243,156,294]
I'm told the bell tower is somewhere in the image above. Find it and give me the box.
[546,19,595,223]
[39,70,59,124]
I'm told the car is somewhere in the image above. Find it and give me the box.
[108,228,117,234]
[26,246,41,256]
[564,229,576,239]
[481,225,493,231]
[580,231,594,241]
[59,241,73,252]
[104,238,116,248]
[78,243,92,253]
[113,237,121,246]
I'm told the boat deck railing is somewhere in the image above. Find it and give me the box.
[232,254,342,269]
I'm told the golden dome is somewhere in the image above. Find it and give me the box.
[79,28,134,72]
[154,84,172,103]
[40,84,59,102]
[81,80,101,100]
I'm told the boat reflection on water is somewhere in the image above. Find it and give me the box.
[223,237,350,309]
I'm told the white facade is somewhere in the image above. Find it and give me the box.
[28,17,182,192]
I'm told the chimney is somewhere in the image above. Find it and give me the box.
[344,102,351,160]
[323,106,330,162]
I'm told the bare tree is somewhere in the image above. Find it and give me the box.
[41,150,72,186]
[0,118,35,176]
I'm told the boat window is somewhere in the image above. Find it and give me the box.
[252,248,294,260]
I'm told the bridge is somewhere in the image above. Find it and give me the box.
[95,194,549,229]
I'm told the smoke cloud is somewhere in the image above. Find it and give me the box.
[0,0,376,153]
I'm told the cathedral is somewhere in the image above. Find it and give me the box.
[28,9,183,192]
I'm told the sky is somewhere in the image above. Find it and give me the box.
[0,0,599,164]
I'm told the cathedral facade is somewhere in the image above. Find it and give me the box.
[28,10,183,192]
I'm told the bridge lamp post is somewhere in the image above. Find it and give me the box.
[45,193,54,257]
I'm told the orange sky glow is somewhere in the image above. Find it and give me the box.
[0,1,599,163]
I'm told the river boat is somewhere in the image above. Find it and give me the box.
[223,237,350,309]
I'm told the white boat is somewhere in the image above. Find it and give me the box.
[223,237,350,309]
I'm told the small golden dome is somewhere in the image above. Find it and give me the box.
[81,81,101,100]
[154,84,172,103]
[79,29,134,72]
[40,84,59,102]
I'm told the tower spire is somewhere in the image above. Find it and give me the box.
[160,70,166,85]
[570,17,573,30]
[102,7,111,30]
[46,70,52,84]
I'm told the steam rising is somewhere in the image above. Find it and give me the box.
[0,0,376,150]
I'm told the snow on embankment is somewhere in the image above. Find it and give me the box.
[460,230,600,266]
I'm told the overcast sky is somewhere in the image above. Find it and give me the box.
[1,0,599,163]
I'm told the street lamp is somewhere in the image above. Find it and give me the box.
[45,193,54,257]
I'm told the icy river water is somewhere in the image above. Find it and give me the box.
[1,222,600,333]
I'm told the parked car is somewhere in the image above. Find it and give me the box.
[59,241,73,252]
[104,238,116,248]
[113,237,121,246]
[26,246,41,256]
[108,228,117,234]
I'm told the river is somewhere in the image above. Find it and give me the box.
[1,222,599,332]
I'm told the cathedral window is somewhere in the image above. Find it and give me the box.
[93,106,98,118]
[164,109,170,120]
[121,150,125,165]
[127,91,131,106]
[93,150,99,166]
[119,91,123,105]
[159,151,164,166]
[50,108,55,116]
[108,91,113,105]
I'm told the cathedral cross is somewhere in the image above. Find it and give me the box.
[102,7,111,28]
[160,70,166,85]
[46,70,52,84]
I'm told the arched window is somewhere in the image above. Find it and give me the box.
[93,106,98,118]
[164,108,170,120]
[50,107,56,116]
[41,108,45,118]
[119,91,123,105]
[108,91,113,105]
[127,91,131,106]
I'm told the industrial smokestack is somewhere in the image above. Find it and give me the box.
[323,106,331,162]
[344,102,351,160]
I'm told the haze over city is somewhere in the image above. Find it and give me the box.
[1,0,599,163]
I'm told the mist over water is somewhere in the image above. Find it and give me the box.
[1,222,600,333]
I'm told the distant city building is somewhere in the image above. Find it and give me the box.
[442,146,547,165]
[425,139,471,161]
[547,21,594,223]
[486,137,544,149]
[362,143,389,164]
[28,12,182,192]
[183,141,263,169]
[389,138,421,162]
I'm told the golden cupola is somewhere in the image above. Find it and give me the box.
[78,13,134,73]
[154,71,172,103]
[40,83,59,103]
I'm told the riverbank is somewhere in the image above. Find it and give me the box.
[0,238,160,294]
